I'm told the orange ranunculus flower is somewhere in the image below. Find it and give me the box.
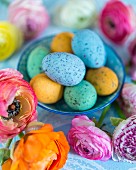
[2,158,12,170]
[2,123,70,170]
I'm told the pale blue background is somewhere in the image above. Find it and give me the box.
[0,0,136,169]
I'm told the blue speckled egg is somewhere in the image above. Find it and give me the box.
[72,29,106,68]
[64,80,97,111]
[42,52,86,86]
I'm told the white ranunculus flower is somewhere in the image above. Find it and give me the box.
[112,115,136,163]
[54,0,97,29]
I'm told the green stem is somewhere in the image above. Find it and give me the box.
[5,138,13,149]
[18,132,24,138]
[97,105,111,128]
[0,139,12,165]
[113,101,126,119]
[92,117,98,125]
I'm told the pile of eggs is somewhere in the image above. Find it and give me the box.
[28,29,119,111]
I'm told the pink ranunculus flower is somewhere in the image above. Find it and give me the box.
[125,32,136,80]
[68,115,112,161]
[99,0,136,44]
[8,0,50,40]
[118,83,136,118]
[128,33,136,66]
[112,115,136,163]
[0,68,37,142]
[129,65,136,81]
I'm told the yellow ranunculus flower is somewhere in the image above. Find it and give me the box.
[0,22,23,61]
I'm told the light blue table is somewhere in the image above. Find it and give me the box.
[0,1,136,169]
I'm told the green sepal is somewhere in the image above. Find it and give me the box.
[0,148,10,166]
[132,80,136,84]
[110,117,124,126]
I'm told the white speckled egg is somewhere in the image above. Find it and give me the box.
[42,52,86,86]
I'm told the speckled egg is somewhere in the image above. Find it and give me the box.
[86,67,119,96]
[72,29,106,68]
[30,73,64,104]
[64,80,97,111]
[51,32,74,53]
[42,52,86,86]
[27,46,49,78]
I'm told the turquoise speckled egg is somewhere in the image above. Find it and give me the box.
[27,46,49,78]
[72,29,106,68]
[64,80,97,111]
[42,52,86,86]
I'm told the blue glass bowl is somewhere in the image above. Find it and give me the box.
[17,35,125,116]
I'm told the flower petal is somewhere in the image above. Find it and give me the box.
[113,115,136,163]
[0,68,23,81]
[10,123,69,170]
[2,158,12,170]
[68,124,112,161]
[99,1,136,44]
[72,115,95,128]
[0,70,37,142]
[118,83,136,117]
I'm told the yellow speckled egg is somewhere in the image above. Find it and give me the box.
[30,73,64,104]
[86,67,119,96]
[51,32,74,53]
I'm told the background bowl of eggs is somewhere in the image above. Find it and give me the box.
[18,30,125,116]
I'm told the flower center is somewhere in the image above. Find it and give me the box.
[2,99,21,120]
[79,17,86,22]
[132,44,136,56]
[83,148,89,153]
[108,20,115,29]
[7,99,21,117]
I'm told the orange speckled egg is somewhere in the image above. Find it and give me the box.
[86,67,118,96]
[51,32,74,53]
[30,73,64,104]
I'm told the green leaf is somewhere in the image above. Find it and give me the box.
[110,117,124,126]
[0,148,10,166]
